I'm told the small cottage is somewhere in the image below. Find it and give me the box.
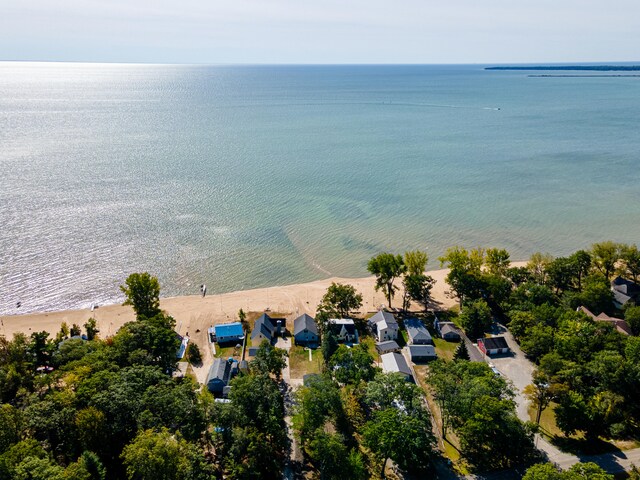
[206,358,233,394]
[293,314,319,346]
[328,319,358,344]
[404,318,432,345]
[438,322,461,341]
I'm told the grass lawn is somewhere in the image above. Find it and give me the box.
[434,338,458,362]
[414,364,469,475]
[214,345,239,359]
[359,336,378,360]
[530,403,640,455]
[289,346,323,379]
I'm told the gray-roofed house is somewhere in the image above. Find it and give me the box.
[380,352,413,380]
[251,313,286,344]
[439,323,461,341]
[376,340,400,355]
[329,319,358,344]
[612,276,640,309]
[206,358,233,394]
[409,344,437,362]
[404,318,433,345]
[368,310,399,341]
[293,314,319,346]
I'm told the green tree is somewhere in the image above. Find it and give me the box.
[238,308,248,331]
[402,273,435,312]
[120,273,161,319]
[524,372,554,425]
[569,250,592,291]
[121,429,210,480]
[320,329,338,367]
[293,375,342,445]
[522,462,565,480]
[453,341,470,361]
[457,395,537,470]
[367,253,406,308]
[84,318,99,341]
[64,451,107,480]
[250,340,287,379]
[111,313,180,372]
[620,244,640,283]
[75,407,107,453]
[528,252,554,284]
[362,407,435,478]
[591,241,621,280]
[404,250,429,276]
[70,324,82,337]
[365,372,424,413]
[318,283,363,318]
[458,299,492,340]
[0,404,21,454]
[565,274,614,315]
[306,431,366,480]
[486,248,511,277]
[328,344,375,385]
[565,462,613,480]
[626,306,640,335]
[185,343,202,365]
[439,247,485,304]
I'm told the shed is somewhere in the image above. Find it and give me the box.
[380,352,413,380]
[375,340,400,354]
[409,344,437,362]
[440,323,461,341]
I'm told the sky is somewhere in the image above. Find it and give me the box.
[1,0,639,64]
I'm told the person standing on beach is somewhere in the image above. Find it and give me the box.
[202,284,207,297]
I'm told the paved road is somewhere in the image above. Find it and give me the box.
[484,325,640,473]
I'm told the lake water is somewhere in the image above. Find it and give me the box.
[1,62,639,314]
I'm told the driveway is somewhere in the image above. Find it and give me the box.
[486,326,579,468]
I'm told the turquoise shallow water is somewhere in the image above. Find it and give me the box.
[1,62,639,314]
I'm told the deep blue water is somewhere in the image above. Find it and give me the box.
[1,62,639,314]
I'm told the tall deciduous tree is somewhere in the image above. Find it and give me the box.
[486,248,511,277]
[439,247,485,304]
[250,340,287,379]
[367,253,406,308]
[458,299,492,340]
[362,407,435,478]
[404,250,428,276]
[120,273,161,319]
[318,283,363,318]
[591,241,621,280]
[620,244,640,283]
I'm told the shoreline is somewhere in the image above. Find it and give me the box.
[0,262,528,340]
[0,269,460,340]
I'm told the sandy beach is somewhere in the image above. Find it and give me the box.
[0,268,464,340]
